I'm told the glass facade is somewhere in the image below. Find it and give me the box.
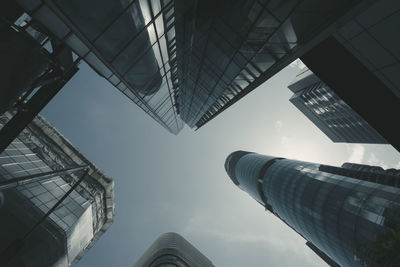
[134,232,214,267]
[288,68,387,144]
[181,0,366,129]
[226,151,400,266]
[333,0,400,100]
[15,0,369,133]
[0,113,114,266]
[16,0,183,134]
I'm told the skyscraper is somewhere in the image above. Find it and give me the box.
[134,232,214,267]
[301,0,400,151]
[8,0,381,135]
[173,0,372,130]
[225,151,400,266]
[0,112,115,266]
[288,68,387,144]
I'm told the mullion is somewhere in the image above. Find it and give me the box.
[196,0,305,127]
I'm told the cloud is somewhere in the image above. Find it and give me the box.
[366,152,388,169]
[289,59,306,70]
[275,120,282,131]
[347,144,365,163]
[280,136,289,145]
[182,210,324,267]
[182,211,300,252]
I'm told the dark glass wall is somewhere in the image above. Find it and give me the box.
[16,0,369,133]
[186,0,366,129]
[17,0,183,134]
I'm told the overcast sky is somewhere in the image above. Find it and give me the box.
[41,60,400,267]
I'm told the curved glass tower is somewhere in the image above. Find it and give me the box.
[134,232,214,267]
[225,151,400,266]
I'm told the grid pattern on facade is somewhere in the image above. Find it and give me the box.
[192,0,364,129]
[262,158,400,266]
[0,138,90,233]
[0,113,114,265]
[17,0,183,134]
[321,163,400,189]
[177,0,299,127]
[334,0,400,99]
[20,178,89,231]
[16,0,365,133]
[0,141,52,178]
[290,78,387,143]
[228,152,400,266]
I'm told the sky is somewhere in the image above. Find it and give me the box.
[41,59,400,267]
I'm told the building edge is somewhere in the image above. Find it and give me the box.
[24,113,115,264]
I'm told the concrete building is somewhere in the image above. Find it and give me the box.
[0,112,115,266]
[225,150,400,266]
[134,232,214,267]
[288,68,387,144]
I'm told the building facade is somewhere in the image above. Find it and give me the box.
[225,151,400,266]
[173,0,371,129]
[10,0,380,134]
[0,113,115,266]
[300,0,400,151]
[288,68,387,144]
[333,0,400,100]
[134,232,214,267]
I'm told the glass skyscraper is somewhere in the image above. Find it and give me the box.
[225,151,400,266]
[173,0,370,130]
[288,68,387,144]
[12,0,378,134]
[300,0,400,151]
[0,112,115,266]
[134,232,214,267]
[13,0,184,134]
